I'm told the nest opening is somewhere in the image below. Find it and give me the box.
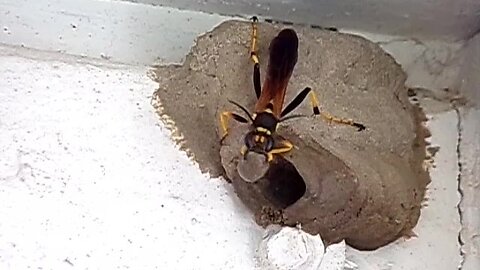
[263,157,306,209]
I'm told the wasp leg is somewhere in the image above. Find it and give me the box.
[219,111,249,143]
[253,62,261,99]
[308,91,366,131]
[280,87,311,117]
[280,87,366,131]
[250,16,261,99]
[318,110,366,131]
[266,139,294,162]
[250,16,259,65]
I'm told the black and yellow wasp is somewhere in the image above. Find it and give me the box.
[220,17,365,163]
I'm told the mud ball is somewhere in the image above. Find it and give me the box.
[237,152,269,183]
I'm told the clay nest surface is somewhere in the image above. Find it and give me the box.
[152,20,431,250]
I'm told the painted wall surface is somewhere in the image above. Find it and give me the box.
[0,0,228,65]
[127,0,480,40]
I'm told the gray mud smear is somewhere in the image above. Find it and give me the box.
[152,20,431,250]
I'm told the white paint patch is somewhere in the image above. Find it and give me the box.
[255,225,346,270]
[0,50,263,269]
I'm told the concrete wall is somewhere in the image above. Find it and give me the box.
[457,32,480,270]
[1,0,479,269]
[0,0,228,65]
[128,0,480,41]
[457,33,480,105]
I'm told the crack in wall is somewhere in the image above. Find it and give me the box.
[454,107,465,269]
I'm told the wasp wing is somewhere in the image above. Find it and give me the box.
[255,29,298,117]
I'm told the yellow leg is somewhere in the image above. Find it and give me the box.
[309,91,320,112]
[266,140,294,162]
[320,111,355,126]
[219,111,250,142]
[309,91,366,130]
[250,17,259,65]
[240,145,248,156]
[219,111,233,141]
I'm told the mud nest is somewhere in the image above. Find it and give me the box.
[152,20,430,250]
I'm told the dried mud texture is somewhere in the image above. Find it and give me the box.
[152,20,430,250]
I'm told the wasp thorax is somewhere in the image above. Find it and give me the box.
[253,111,278,132]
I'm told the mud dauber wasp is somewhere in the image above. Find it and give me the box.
[220,17,365,163]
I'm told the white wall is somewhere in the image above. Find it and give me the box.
[128,0,480,41]
[0,0,228,65]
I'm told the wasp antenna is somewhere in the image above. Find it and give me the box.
[228,99,255,122]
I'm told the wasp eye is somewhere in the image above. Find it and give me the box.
[245,133,256,149]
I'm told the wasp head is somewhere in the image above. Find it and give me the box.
[243,130,274,157]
